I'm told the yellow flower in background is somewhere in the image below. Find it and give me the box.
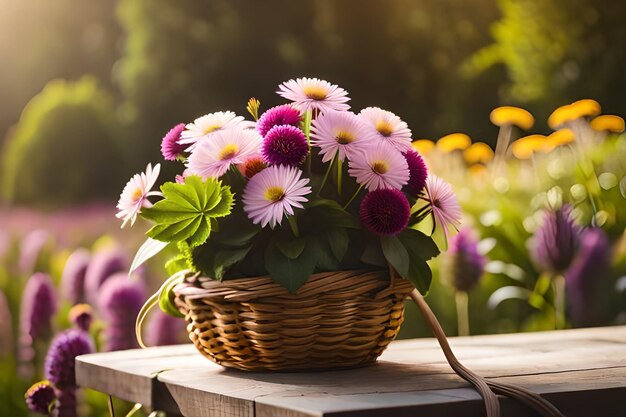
[468,164,487,176]
[511,134,546,159]
[437,133,471,153]
[590,115,625,133]
[544,129,575,152]
[548,99,601,129]
[464,142,494,164]
[411,139,435,155]
[489,106,535,130]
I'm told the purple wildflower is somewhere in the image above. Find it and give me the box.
[84,248,127,305]
[25,380,56,414]
[98,274,146,351]
[532,205,581,273]
[442,228,487,292]
[161,123,186,161]
[145,310,187,346]
[60,248,91,305]
[0,290,12,356]
[68,304,94,332]
[256,104,302,137]
[20,273,57,342]
[18,230,51,274]
[359,188,410,236]
[262,125,309,166]
[403,150,428,195]
[45,329,94,389]
[566,228,612,327]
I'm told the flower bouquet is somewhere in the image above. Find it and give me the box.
[117,77,462,371]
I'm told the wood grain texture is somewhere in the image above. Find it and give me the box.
[76,326,626,417]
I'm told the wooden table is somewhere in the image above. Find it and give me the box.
[76,326,626,416]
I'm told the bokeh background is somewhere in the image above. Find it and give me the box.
[1,1,626,416]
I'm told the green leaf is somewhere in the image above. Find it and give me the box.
[361,240,387,267]
[212,246,252,280]
[381,235,409,277]
[326,228,349,261]
[265,243,316,293]
[212,227,259,247]
[186,217,211,247]
[158,276,185,318]
[147,216,201,243]
[160,180,201,210]
[307,237,339,271]
[206,187,234,217]
[406,258,432,294]
[165,255,188,276]
[277,237,306,259]
[398,228,440,261]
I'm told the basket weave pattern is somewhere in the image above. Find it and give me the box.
[173,270,413,371]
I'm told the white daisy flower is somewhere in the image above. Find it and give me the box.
[359,107,412,152]
[116,163,161,228]
[277,77,350,114]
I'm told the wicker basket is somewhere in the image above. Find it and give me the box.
[173,269,414,371]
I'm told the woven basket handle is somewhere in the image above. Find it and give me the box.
[409,288,564,417]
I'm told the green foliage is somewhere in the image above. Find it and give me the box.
[2,77,122,207]
[142,176,234,246]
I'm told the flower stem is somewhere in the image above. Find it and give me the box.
[343,184,364,210]
[337,158,343,195]
[317,151,337,197]
[455,291,470,336]
[287,216,300,237]
[553,274,566,330]
[304,110,312,177]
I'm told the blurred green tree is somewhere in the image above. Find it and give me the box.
[2,77,124,207]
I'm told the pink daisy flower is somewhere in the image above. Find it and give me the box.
[160,123,186,161]
[116,163,161,228]
[310,110,376,163]
[424,176,462,242]
[187,128,262,179]
[277,77,350,114]
[359,107,412,152]
[348,142,409,191]
[242,165,311,228]
[179,111,251,151]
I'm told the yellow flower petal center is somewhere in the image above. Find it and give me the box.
[375,120,394,137]
[264,186,285,202]
[219,143,239,160]
[203,124,222,135]
[335,130,355,145]
[371,161,388,175]
[303,86,328,101]
[131,187,143,202]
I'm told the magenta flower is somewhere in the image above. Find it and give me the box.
[160,123,186,161]
[348,141,410,191]
[359,188,411,236]
[25,380,56,414]
[532,204,581,274]
[98,274,146,351]
[359,107,412,152]
[145,310,186,346]
[187,128,263,178]
[45,329,94,388]
[116,163,161,228]
[256,105,302,137]
[60,248,91,305]
[84,248,127,305]
[442,228,486,292]
[403,150,428,195]
[277,77,350,114]
[242,165,311,228]
[424,176,462,243]
[310,110,376,163]
[262,125,309,166]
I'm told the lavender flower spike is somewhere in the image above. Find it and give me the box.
[60,248,91,305]
[18,230,51,274]
[146,310,186,346]
[566,228,612,327]
[442,228,487,292]
[532,204,581,274]
[0,289,13,356]
[84,247,126,304]
[20,273,58,343]
[98,274,146,351]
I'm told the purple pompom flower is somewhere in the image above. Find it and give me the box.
[25,380,56,414]
[442,228,486,292]
[359,188,410,236]
[60,248,91,305]
[403,150,428,195]
[84,248,127,305]
[145,310,186,346]
[262,125,309,166]
[256,105,302,137]
[0,290,12,356]
[161,123,186,161]
[18,230,51,274]
[45,329,94,389]
[20,273,57,342]
[532,204,581,274]
[566,228,611,327]
[68,304,94,332]
[98,274,146,351]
